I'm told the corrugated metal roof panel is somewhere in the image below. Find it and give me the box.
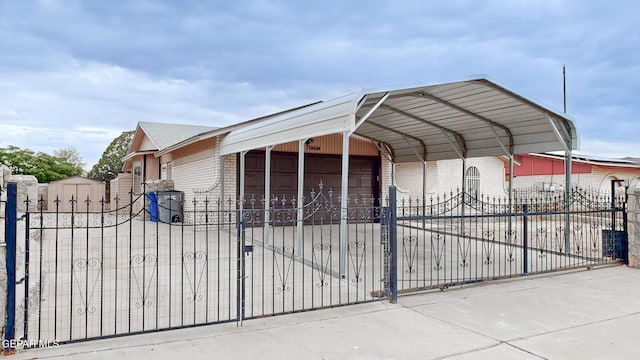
[219,78,578,163]
[220,93,358,155]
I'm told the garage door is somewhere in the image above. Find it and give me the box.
[241,151,380,206]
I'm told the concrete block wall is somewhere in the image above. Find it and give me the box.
[0,164,9,216]
[0,242,5,343]
[9,175,38,212]
[628,188,640,268]
[145,179,175,192]
[0,168,6,340]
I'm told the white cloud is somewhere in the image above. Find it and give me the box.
[1,0,639,169]
[578,139,640,159]
[0,60,224,166]
[0,59,339,168]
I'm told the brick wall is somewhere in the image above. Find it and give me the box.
[170,136,237,207]
[388,156,508,200]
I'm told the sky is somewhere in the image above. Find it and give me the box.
[1,0,638,169]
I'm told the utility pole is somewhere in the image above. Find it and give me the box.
[563,64,567,113]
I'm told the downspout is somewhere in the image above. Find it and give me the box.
[143,155,147,188]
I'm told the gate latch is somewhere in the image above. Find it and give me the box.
[244,245,253,256]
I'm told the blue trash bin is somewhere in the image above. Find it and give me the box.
[146,192,158,222]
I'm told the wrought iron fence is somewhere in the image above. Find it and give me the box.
[239,186,386,319]
[19,191,239,344]
[4,183,628,349]
[13,184,387,346]
[394,187,627,292]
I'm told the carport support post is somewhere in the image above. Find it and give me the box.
[237,151,247,325]
[264,146,273,246]
[219,155,225,224]
[509,155,514,234]
[391,163,396,186]
[461,157,467,218]
[389,185,398,303]
[239,151,246,213]
[565,150,572,254]
[339,131,350,276]
[297,140,305,257]
[422,160,427,219]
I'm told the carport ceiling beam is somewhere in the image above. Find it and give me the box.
[546,114,571,152]
[364,120,427,158]
[357,133,395,163]
[352,92,390,134]
[441,130,465,160]
[413,91,514,152]
[402,134,425,162]
[488,125,512,157]
[381,104,465,159]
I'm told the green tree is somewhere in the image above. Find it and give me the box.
[0,145,83,182]
[88,131,134,182]
[54,146,86,170]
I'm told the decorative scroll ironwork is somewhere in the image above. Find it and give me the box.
[348,240,366,283]
[431,234,446,271]
[553,227,565,253]
[72,258,102,315]
[572,225,584,255]
[458,232,471,268]
[183,251,207,303]
[402,236,418,274]
[273,245,294,293]
[588,223,600,254]
[505,229,517,263]
[536,228,548,258]
[312,243,331,288]
[131,254,157,308]
[482,231,495,265]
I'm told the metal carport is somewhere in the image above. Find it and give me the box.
[219,78,578,274]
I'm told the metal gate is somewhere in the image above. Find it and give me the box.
[238,186,387,320]
[4,182,628,349]
[392,185,628,293]
[5,183,388,348]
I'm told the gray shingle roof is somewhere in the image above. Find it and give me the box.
[138,122,218,151]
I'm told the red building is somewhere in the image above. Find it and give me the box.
[506,153,640,193]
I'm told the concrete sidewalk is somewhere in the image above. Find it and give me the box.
[11,265,640,359]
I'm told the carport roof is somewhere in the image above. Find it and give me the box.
[220,78,578,162]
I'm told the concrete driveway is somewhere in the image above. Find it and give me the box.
[10,264,640,359]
